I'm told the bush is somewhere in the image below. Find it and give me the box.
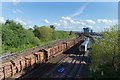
[1,20,75,55]
[89,25,120,78]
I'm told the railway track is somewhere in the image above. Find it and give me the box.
[1,36,86,80]
[18,53,69,79]
[17,42,90,80]
[1,39,68,63]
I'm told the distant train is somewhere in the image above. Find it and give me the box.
[79,37,90,54]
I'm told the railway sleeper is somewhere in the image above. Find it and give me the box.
[57,55,79,79]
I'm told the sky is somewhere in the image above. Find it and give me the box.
[0,2,118,32]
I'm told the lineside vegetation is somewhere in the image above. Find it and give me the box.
[0,20,75,55]
[89,25,120,78]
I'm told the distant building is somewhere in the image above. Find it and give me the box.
[83,27,92,33]
[91,29,93,33]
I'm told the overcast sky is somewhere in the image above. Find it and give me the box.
[1,2,118,32]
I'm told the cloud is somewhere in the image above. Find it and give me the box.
[69,20,86,25]
[28,25,33,29]
[76,21,81,24]
[13,18,27,26]
[44,19,50,24]
[0,17,5,23]
[13,9,23,14]
[3,7,23,14]
[97,19,112,23]
[57,26,84,31]
[81,22,86,25]
[61,17,71,20]
[70,20,75,24]
[43,16,117,32]
[75,21,86,25]
[12,18,34,29]
[85,20,96,24]
[59,20,62,22]
[112,20,118,24]
[63,21,67,24]
[70,4,88,17]
[54,23,61,27]
[59,20,67,24]
[0,17,34,29]
[88,26,93,29]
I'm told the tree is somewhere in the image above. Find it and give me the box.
[2,24,20,47]
[2,20,41,53]
[90,25,119,78]
[50,25,55,30]
[1,20,75,54]
[33,25,38,30]
[32,37,40,45]
[28,28,33,31]
[34,26,53,41]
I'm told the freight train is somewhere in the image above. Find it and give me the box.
[0,36,85,80]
